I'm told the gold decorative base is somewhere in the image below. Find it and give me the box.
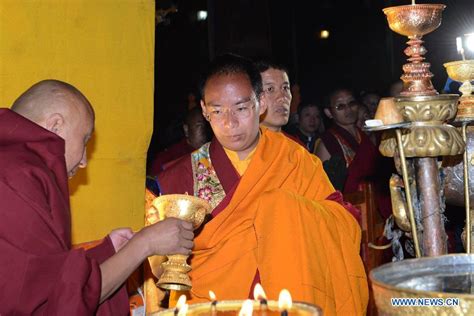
[380,124,464,157]
[157,254,192,291]
[395,94,459,122]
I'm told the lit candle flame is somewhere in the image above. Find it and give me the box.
[457,37,466,60]
[253,283,267,301]
[209,290,217,301]
[238,299,254,316]
[278,289,293,311]
[177,304,189,316]
[176,294,187,310]
[411,0,415,5]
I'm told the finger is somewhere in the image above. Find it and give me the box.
[180,220,193,231]
[175,247,193,256]
[181,230,194,240]
[180,239,194,250]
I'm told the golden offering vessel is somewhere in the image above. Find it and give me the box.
[383,4,445,96]
[444,60,474,119]
[151,194,212,291]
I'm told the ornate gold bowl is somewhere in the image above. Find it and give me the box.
[151,194,212,291]
[395,94,459,122]
[444,60,474,83]
[371,254,474,315]
[383,4,445,37]
[152,300,322,316]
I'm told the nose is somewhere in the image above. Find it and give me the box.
[79,148,88,168]
[222,110,238,128]
[277,88,291,101]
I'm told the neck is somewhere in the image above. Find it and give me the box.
[335,123,358,138]
[261,122,281,132]
[298,128,314,137]
[236,133,260,160]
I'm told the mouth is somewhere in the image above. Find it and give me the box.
[224,134,243,141]
[274,106,289,114]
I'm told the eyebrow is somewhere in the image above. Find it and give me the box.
[206,97,252,107]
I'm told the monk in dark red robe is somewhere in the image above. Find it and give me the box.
[0,80,194,315]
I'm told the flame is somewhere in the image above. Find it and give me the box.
[209,290,216,301]
[253,283,267,301]
[177,304,189,316]
[278,289,292,311]
[176,294,187,310]
[238,299,254,316]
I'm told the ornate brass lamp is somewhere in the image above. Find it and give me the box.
[151,194,212,291]
[383,4,445,96]
[443,60,474,253]
[378,3,462,258]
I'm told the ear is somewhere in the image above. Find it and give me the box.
[183,124,189,137]
[200,100,210,122]
[323,108,333,119]
[44,113,65,135]
[258,94,267,116]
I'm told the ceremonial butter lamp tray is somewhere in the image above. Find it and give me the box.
[152,300,322,316]
[370,254,474,315]
[363,122,412,132]
[452,117,474,126]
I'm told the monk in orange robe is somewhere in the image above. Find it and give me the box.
[156,54,368,315]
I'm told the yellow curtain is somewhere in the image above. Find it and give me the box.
[0,0,155,243]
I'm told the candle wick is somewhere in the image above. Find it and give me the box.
[281,310,288,316]
[211,301,217,306]
[174,308,179,316]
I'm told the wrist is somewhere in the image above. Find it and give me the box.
[129,228,152,260]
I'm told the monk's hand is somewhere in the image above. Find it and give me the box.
[144,218,194,256]
[109,227,134,252]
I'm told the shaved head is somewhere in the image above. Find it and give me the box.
[12,79,95,178]
[11,79,94,123]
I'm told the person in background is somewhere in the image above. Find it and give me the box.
[256,60,292,132]
[360,91,380,118]
[389,80,403,97]
[149,106,211,175]
[356,102,370,130]
[291,102,324,153]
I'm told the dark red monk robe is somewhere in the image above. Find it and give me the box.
[0,109,128,315]
[149,138,194,175]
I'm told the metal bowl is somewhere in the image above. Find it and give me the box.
[383,4,446,37]
[444,60,474,83]
[371,254,474,315]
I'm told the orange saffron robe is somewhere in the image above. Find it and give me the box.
[166,130,368,315]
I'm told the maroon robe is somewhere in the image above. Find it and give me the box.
[149,138,195,176]
[0,109,128,315]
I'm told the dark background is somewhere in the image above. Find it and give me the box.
[150,0,474,154]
